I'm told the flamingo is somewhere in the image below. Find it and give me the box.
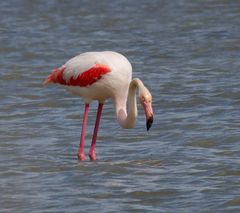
[44,51,153,161]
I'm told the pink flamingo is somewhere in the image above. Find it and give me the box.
[44,51,153,161]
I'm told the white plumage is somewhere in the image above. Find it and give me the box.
[64,51,132,103]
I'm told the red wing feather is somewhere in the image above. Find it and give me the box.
[44,64,111,87]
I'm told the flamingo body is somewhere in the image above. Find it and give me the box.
[44,51,153,161]
[45,51,132,103]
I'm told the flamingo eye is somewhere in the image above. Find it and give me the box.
[140,94,152,103]
[140,96,144,102]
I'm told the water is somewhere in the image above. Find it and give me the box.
[1,0,240,212]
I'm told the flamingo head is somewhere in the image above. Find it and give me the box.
[139,88,154,131]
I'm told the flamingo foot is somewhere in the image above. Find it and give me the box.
[77,152,85,161]
[88,149,97,161]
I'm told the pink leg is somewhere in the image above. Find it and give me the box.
[77,103,89,160]
[88,103,103,161]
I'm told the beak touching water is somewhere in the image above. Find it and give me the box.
[142,101,154,131]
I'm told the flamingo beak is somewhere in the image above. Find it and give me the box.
[142,101,154,131]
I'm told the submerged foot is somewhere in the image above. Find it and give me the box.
[77,152,85,161]
[88,149,97,161]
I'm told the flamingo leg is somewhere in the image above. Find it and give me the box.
[77,103,89,160]
[88,103,103,161]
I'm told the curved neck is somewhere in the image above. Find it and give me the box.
[114,78,144,129]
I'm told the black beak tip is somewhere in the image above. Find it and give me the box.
[146,116,153,131]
